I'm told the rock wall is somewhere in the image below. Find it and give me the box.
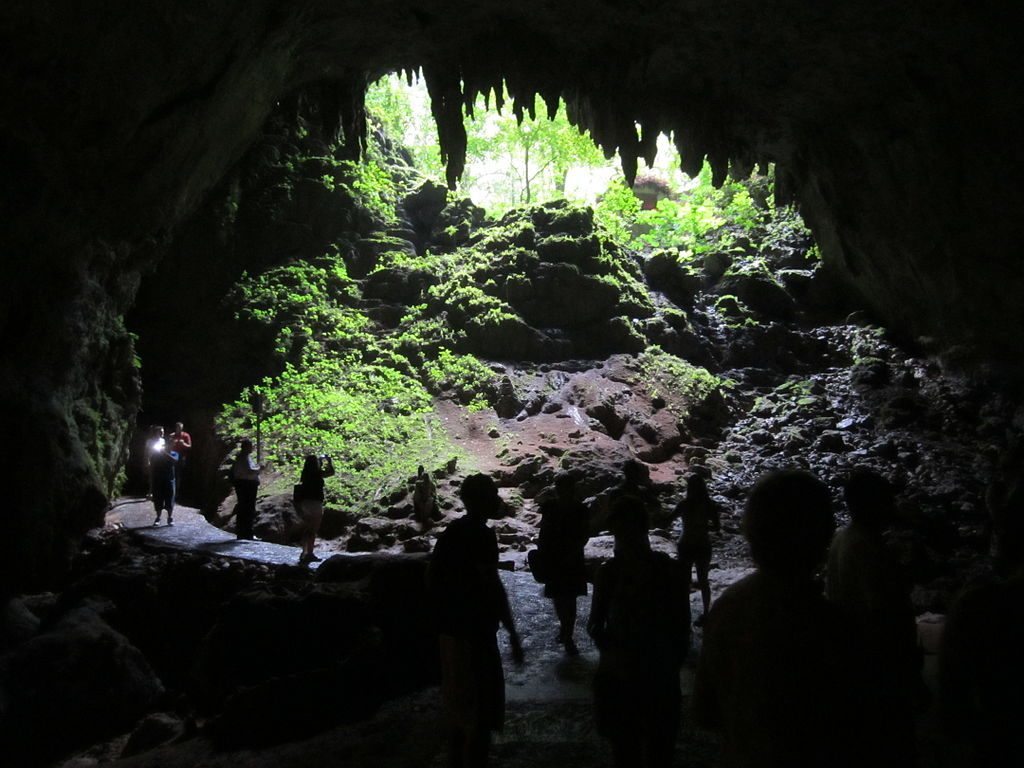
[2,1,1022,590]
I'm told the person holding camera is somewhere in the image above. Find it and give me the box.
[295,453,335,564]
[149,425,179,525]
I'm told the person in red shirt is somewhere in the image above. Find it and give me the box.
[168,422,192,487]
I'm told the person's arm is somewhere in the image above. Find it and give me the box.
[322,457,335,479]
[587,563,613,649]
[497,579,524,664]
[488,530,523,664]
[181,432,192,449]
[708,499,722,532]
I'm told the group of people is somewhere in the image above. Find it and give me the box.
[226,438,335,565]
[428,461,1022,768]
[146,421,191,525]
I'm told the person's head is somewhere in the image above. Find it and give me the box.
[174,421,184,433]
[554,472,576,500]
[460,474,500,520]
[152,425,164,437]
[418,464,425,476]
[622,459,644,487]
[302,454,319,475]
[843,469,896,529]
[743,470,834,577]
[687,473,709,500]
[239,438,253,454]
[609,498,650,556]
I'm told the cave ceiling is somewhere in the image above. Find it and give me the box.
[0,2,999,228]
[0,1,1019,364]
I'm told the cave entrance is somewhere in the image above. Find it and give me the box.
[124,71,812,526]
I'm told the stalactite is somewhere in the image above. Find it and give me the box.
[539,86,560,120]
[423,65,467,189]
[709,149,728,187]
[729,151,755,181]
[638,121,659,169]
[306,76,367,161]
[338,74,368,162]
[673,124,705,178]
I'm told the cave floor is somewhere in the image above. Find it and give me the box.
[96,496,951,768]
[100,500,723,766]
[108,498,328,570]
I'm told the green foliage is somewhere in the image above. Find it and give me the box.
[596,162,764,256]
[762,203,816,260]
[635,347,724,410]
[460,91,607,209]
[422,347,495,408]
[219,356,451,512]
[366,75,609,208]
[220,250,472,514]
[229,253,368,361]
[335,159,399,224]
[593,181,640,243]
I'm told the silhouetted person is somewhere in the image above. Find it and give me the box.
[168,421,192,487]
[694,470,881,768]
[428,473,523,768]
[414,464,438,526]
[939,472,1024,766]
[537,473,590,654]
[295,453,334,564]
[230,438,260,540]
[984,442,1024,576]
[588,499,689,768]
[149,426,178,525]
[608,459,659,526]
[143,424,164,500]
[827,470,919,763]
[674,474,721,625]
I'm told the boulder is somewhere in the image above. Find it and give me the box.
[0,597,40,651]
[363,267,435,304]
[627,409,685,462]
[643,250,702,307]
[0,601,164,764]
[207,661,380,749]
[716,271,796,320]
[122,712,188,757]
[464,313,563,361]
[535,233,602,267]
[703,251,734,283]
[531,200,594,237]
[402,180,448,230]
[190,583,376,711]
[512,262,620,328]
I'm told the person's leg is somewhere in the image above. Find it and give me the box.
[464,726,490,768]
[307,501,323,559]
[554,595,579,653]
[167,480,176,524]
[235,482,255,539]
[153,490,162,524]
[447,727,465,768]
[644,684,681,768]
[696,557,712,620]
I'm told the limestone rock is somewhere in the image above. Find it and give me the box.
[0,601,164,764]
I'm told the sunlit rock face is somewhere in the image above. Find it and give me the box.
[1,1,1020,590]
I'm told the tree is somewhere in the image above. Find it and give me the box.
[366,75,610,208]
[460,92,607,207]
